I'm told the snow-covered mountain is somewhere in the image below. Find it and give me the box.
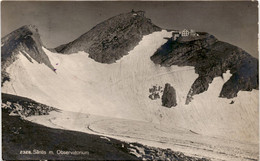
[1,11,259,159]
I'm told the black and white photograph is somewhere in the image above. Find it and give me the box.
[1,1,259,160]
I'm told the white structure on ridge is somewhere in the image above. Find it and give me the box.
[172,29,199,41]
[181,29,190,37]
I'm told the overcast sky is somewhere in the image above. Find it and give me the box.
[1,1,258,58]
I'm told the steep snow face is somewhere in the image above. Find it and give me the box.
[2,30,258,143]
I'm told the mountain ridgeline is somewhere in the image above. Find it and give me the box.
[1,11,258,104]
[55,11,161,63]
[151,32,258,103]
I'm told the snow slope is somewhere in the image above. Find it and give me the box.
[2,30,258,147]
[2,31,196,120]
[26,110,258,161]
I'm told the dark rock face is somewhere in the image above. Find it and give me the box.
[56,11,161,63]
[1,25,54,85]
[161,83,177,108]
[151,32,258,104]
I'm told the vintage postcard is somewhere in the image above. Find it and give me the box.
[1,1,258,160]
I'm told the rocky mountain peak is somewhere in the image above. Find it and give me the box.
[21,24,39,33]
[56,10,161,63]
[1,25,54,85]
[2,25,40,44]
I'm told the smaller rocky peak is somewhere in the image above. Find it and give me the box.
[1,25,54,85]
[161,83,177,108]
[24,24,39,32]
[17,24,40,37]
[2,25,41,44]
[2,25,42,59]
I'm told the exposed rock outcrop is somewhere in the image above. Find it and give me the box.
[1,93,59,117]
[149,85,163,100]
[56,11,161,63]
[128,143,209,161]
[151,32,258,104]
[1,25,55,85]
[161,83,177,108]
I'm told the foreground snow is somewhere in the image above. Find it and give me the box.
[2,30,259,160]
[26,110,258,161]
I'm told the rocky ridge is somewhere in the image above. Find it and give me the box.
[1,93,59,118]
[1,25,55,85]
[56,11,161,63]
[151,32,258,103]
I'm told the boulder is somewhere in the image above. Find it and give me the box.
[161,83,177,108]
